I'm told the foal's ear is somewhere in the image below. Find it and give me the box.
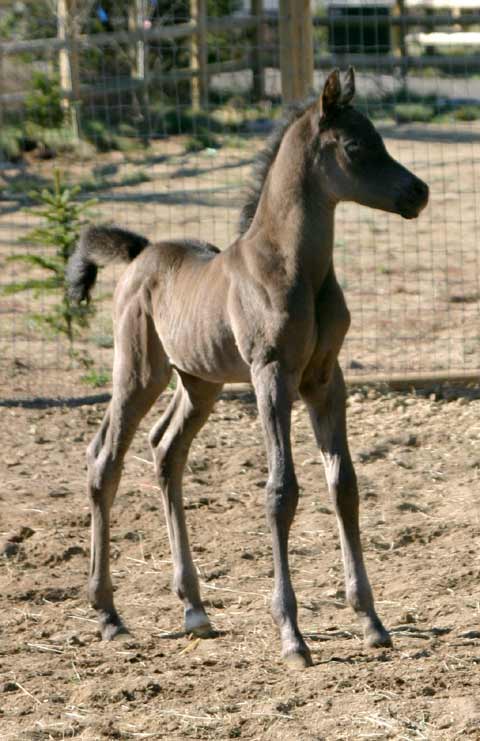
[341,66,355,105]
[320,69,341,117]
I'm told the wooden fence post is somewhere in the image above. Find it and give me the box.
[392,0,405,56]
[0,48,4,133]
[251,0,265,101]
[57,0,81,139]
[279,0,313,104]
[128,0,146,82]
[190,0,208,110]
[392,0,408,80]
[128,0,150,126]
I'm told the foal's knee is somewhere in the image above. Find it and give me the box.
[86,440,102,495]
[334,471,358,507]
[151,442,183,491]
[326,457,358,508]
[265,476,299,528]
[86,440,120,504]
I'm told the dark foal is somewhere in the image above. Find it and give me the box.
[68,68,428,668]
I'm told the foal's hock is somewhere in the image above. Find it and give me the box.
[68,68,428,668]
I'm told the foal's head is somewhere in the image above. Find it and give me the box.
[311,68,429,219]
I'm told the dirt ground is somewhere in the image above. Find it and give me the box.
[1,384,480,740]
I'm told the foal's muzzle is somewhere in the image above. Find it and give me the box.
[397,177,429,219]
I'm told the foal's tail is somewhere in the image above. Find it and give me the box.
[67,224,149,304]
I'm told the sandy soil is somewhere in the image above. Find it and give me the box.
[1,385,480,740]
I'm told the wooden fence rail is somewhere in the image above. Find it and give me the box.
[2,12,480,57]
[1,7,480,111]
[0,16,264,57]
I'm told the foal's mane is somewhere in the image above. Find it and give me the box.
[238,100,314,236]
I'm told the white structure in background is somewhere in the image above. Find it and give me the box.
[240,0,479,8]
[239,0,480,54]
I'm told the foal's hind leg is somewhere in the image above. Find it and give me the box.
[301,363,391,649]
[87,312,170,640]
[150,373,222,636]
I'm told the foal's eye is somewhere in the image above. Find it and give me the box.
[344,140,360,157]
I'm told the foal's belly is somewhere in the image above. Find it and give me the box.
[169,341,251,385]
[156,309,251,385]
[150,253,251,385]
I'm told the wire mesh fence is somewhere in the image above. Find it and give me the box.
[1,0,480,400]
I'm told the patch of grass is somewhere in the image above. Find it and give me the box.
[453,105,480,122]
[115,136,147,153]
[83,120,119,152]
[149,101,276,139]
[24,122,78,155]
[78,169,150,195]
[220,134,249,149]
[120,170,150,186]
[92,333,114,349]
[82,119,147,153]
[0,121,88,162]
[2,173,51,200]
[116,122,138,137]
[358,87,440,122]
[0,127,22,162]
[417,66,443,79]
[81,369,110,388]
[359,86,480,125]
[394,103,435,124]
[94,163,118,177]
[185,130,220,152]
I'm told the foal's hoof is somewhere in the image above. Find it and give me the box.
[282,648,313,670]
[364,622,392,649]
[185,608,214,638]
[99,611,129,641]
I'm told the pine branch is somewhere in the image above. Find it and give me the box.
[7,254,62,273]
[2,276,59,295]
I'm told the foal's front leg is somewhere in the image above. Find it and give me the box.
[301,363,391,649]
[253,362,312,669]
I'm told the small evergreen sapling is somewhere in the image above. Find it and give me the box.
[5,170,97,346]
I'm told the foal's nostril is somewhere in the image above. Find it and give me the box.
[411,179,429,204]
[397,176,429,218]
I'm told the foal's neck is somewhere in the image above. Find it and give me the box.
[246,115,336,290]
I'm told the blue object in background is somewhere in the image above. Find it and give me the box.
[97,7,108,23]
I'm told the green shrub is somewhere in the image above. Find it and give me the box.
[185,130,219,152]
[394,103,435,124]
[454,105,480,122]
[0,127,22,162]
[81,369,110,388]
[83,120,118,152]
[24,121,78,154]
[3,170,97,346]
[116,122,138,137]
[25,72,64,129]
